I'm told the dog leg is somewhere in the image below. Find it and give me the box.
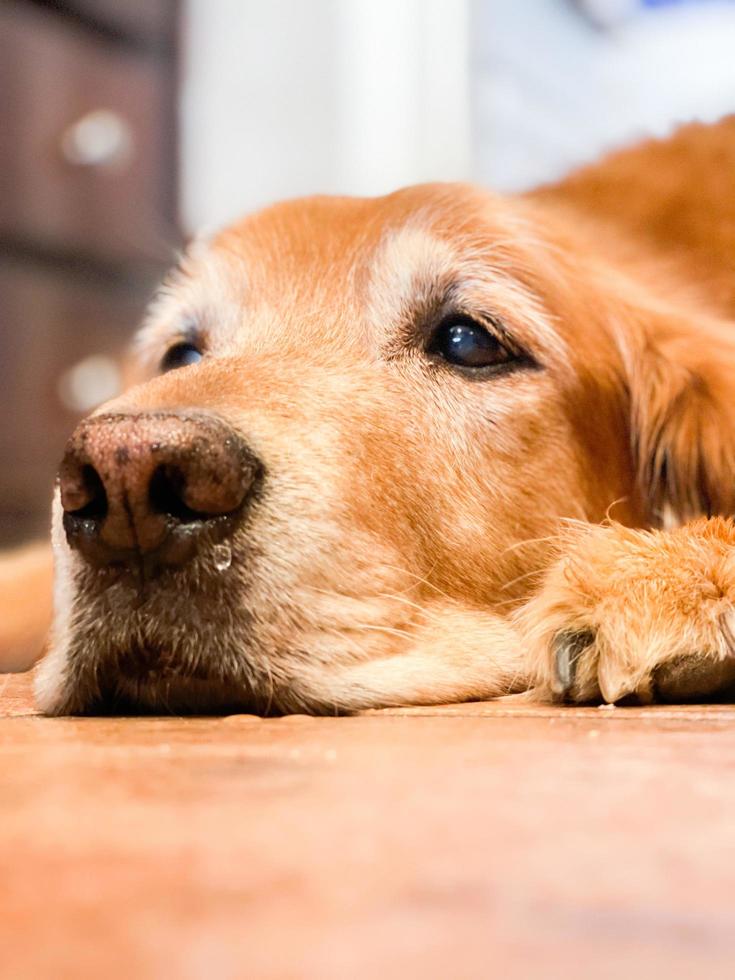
[0,542,53,672]
[519,517,735,703]
[293,603,528,712]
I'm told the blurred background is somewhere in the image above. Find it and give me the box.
[1,0,734,544]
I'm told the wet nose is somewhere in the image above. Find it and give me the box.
[59,413,261,569]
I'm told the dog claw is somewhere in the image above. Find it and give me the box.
[552,630,594,698]
[718,608,735,657]
[598,660,637,704]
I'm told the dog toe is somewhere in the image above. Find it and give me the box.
[652,610,735,701]
[653,656,735,701]
[551,629,595,699]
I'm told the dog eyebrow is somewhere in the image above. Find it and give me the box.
[173,317,203,346]
[366,225,563,362]
[366,228,458,339]
[133,301,203,371]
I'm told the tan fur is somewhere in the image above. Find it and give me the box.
[0,543,53,672]
[6,118,735,711]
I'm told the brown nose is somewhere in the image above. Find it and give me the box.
[59,413,261,570]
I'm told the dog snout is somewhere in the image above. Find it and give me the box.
[59,412,261,569]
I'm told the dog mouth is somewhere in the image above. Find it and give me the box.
[115,640,211,684]
[45,514,393,718]
[48,555,284,715]
[82,639,274,716]
[95,667,264,716]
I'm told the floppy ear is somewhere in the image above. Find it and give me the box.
[628,309,735,525]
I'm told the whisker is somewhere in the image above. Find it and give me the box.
[499,566,546,593]
[348,623,413,641]
[604,496,630,522]
[375,592,427,615]
[499,534,561,556]
[324,627,373,660]
[377,562,455,602]
[261,653,276,715]
[490,593,536,609]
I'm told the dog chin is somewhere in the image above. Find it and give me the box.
[38,510,281,714]
[34,563,324,716]
[38,511,401,717]
[34,630,281,716]
[93,670,265,716]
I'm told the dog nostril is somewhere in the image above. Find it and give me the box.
[61,414,259,567]
[148,464,207,524]
[64,464,108,521]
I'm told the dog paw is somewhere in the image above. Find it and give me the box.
[521,518,735,703]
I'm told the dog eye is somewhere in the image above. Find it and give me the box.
[160,342,203,373]
[427,316,513,369]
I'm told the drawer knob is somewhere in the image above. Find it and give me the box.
[60,109,134,170]
[58,355,121,414]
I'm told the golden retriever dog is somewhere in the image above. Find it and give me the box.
[3,117,735,714]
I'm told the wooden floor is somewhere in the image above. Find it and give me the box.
[2,673,735,979]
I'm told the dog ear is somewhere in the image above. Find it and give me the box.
[628,310,735,525]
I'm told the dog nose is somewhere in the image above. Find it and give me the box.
[59,413,261,569]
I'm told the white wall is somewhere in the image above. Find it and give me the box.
[472,0,735,191]
[181,0,735,233]
[181,0,472,234]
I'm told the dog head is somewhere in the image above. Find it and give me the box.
[35,181,732,714]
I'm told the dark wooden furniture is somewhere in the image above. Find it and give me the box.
[0,0,179,545]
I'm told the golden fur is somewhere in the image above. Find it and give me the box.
[5,118,735,712]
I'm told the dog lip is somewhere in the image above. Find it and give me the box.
[94,660,265,716]
[64,511,240,575]
[115,641,181,681]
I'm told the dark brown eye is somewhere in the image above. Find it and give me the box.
[160,342,203,373]
[427,316,514,369]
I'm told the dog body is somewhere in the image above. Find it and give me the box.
[5,118,735,713]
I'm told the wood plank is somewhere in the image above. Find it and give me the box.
[2,671,735,979]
